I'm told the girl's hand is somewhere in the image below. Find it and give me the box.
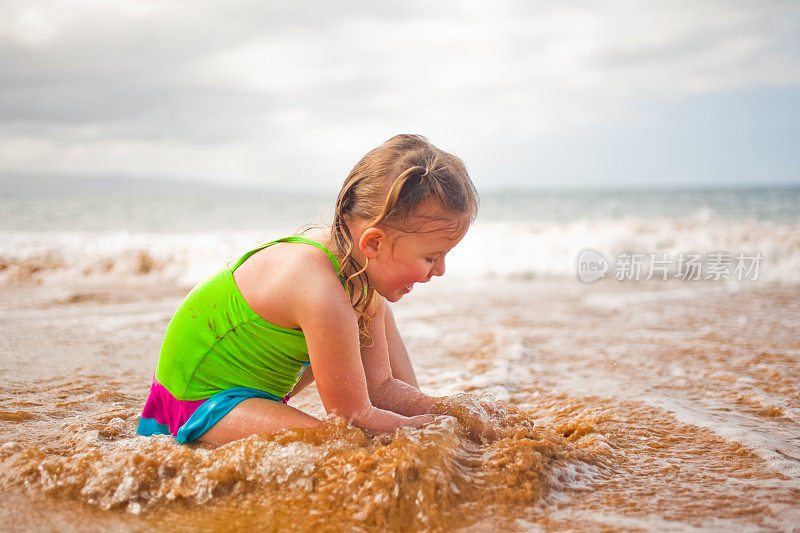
[405,413,436,428]
[430,393,508,441]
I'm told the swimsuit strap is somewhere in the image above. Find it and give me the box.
[231,236,346,288]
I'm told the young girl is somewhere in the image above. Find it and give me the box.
[137,134,480,445]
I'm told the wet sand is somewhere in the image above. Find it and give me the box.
[1,278,799,531]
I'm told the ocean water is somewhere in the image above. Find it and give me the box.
[1,183,798,287]
[1,182,799,531]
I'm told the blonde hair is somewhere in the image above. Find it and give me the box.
[331,134,478,344]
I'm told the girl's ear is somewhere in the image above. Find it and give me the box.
[359,227,386,259]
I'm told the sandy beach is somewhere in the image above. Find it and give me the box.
[2,274,798,531]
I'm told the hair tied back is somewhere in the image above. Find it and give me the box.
[330,134,478,346]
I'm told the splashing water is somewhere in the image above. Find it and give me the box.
[1,272,799,530]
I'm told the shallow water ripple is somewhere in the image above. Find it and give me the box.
[0,391,608,531]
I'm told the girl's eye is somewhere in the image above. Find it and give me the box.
[425,257,438,264]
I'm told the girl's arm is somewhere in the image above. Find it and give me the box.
[384,304,420,389]
[365,300,505,439]
[286,304,415,400]
[360,297,445,417]
[293,270,432,434]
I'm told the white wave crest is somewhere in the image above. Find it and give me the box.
[447,212,800,284]
[1,212,798,287]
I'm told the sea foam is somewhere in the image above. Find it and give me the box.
[1,210,797,287]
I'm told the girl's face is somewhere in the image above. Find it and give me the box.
[365,210,469,302]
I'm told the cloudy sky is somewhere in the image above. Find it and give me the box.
[1,0,799,191]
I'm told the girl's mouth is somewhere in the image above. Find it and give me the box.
[403,283,414,294]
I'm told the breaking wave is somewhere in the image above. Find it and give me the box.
[1,210,798,287]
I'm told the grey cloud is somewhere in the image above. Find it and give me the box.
[0,0,798,187]
[0,1,436,128]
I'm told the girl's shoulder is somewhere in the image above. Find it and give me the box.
[233,229,350,329]
[244,228,337,274]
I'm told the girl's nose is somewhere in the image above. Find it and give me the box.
[433,257,446,277]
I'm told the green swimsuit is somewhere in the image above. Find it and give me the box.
[137,236,345,443]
